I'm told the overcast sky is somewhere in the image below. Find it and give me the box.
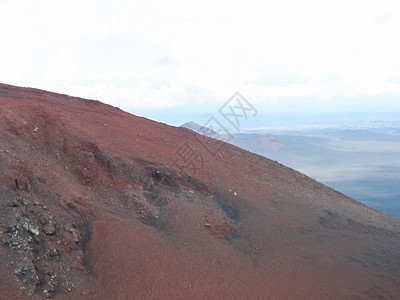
[1,0,400,124]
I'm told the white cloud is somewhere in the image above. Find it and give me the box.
[1,0,400,115]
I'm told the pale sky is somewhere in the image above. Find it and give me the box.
[1,0,400,123]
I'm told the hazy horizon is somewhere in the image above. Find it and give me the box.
[1,1,400,120]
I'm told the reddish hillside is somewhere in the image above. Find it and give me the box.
[0,83,399,299]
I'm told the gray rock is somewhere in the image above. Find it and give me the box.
[21,218,40,236]
[13,265,40,286]
[42,223,56,236]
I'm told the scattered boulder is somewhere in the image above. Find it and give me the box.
[48,248,61,260]
[42,223,57,236]
[13,264,40,286]
[21,217,40,236]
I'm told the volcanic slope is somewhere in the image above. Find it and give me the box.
[0,83,399,299]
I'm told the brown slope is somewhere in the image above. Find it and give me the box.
[0,83,399,299]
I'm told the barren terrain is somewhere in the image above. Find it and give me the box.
[0,83,399,299]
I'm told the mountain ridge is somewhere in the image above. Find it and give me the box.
[0,83,399,299]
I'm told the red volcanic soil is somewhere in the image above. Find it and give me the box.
[0,83,399,299]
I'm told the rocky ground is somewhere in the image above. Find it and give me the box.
[0,83,399,299]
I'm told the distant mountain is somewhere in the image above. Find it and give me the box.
[180,121,204,132]
[230,132,286,151]
[180,121,218,137]
[1,84,399,299]
[227,128,400,220]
